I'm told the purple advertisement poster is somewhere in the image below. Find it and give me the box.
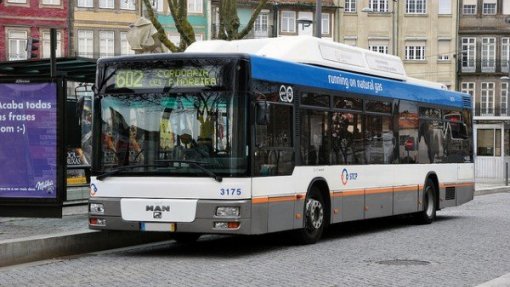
[0,83,57,199]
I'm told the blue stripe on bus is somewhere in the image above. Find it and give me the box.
[249,55,467,109]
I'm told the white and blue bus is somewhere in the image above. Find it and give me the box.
[89,36,474,244]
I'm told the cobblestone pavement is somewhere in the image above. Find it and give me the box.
[1,193,510,287]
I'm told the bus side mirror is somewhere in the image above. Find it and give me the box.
[256,101,270,125]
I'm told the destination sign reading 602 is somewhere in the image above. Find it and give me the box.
[114,67,221,89]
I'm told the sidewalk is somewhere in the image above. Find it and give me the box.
[0,183,509,268]
[0,204,170,267]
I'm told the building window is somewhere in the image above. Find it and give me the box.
[99,31,115,58]
[7,30,28,61]
[321,13,330,35]
[120,0,135,10]
[369,45,388,54]
[405,44,425,60]
[503,38,510,72]
[41,0,61,5]
[461,37,476,72]
[501,82,508,116]
[188,0,203,14]
[481,82,495,116]
[483,1,497,15]
[41,31,62,58]
[77,0,93,7]
[345,0,356,12]
[77,30,94,58]
[99,0,114,8]
[438,0,451,14]
[461,82,476,110]
[406,0,427,14]
[120,32,134,55]
[281,11,296,33]
[477,129,501,156]
[255,13,269,38]
[461,82,475,98]
[481,37,496,72]
[369,0,388,12]
[437,40,450,61]
[463,5,476,14]
[7,0,26,3]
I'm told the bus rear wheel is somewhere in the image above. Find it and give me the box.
[295,187,326,244]
[415,179,437,224]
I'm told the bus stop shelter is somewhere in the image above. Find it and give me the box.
[0,57,97,217]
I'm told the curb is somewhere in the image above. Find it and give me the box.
[0,230,170,267]
[476,273,510,287]
[475,187,510,196]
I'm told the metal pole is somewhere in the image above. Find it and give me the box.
[506,162,508,186]
[50,28,57,78]
[315,0,322,38]
[392,0,398,56]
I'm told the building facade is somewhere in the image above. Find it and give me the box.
[339,0,458,90]
[210,0,338,41]
[0,0,69,61]
[72,0,140,58]
[459,0,510,182]
[152,0,210,44]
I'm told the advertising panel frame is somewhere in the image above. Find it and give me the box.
[0,77,65,217]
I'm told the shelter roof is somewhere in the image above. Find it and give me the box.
[0,57,97,83]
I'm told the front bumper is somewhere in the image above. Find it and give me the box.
[89,197,254,235]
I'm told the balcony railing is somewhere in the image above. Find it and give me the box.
[475,103,510,117]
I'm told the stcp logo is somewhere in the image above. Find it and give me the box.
[340,168,358,185]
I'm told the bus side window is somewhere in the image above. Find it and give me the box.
[301,109,329,165]
[398,100,419,164]
[254,104,294,176]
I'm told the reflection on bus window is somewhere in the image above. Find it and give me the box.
[331,112,363,164]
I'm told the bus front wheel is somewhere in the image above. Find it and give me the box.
[295,187,326,244]
[415,179,437,224]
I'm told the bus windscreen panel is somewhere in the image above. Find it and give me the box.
[0,83,57,199]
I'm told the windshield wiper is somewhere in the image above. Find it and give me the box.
[96,164,164,181]
[156,160,223,183]
[97,161,223,182]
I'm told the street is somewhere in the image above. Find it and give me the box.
[1,192,510,287]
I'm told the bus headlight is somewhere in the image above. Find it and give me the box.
[215,206,240,217]
[90,203,105,214]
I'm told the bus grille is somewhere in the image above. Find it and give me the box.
[445,187,456,200]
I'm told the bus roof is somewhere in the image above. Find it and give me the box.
[186,36,410,82]
[186,36,468,109]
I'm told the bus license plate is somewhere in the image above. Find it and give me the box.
[141,222,176,232]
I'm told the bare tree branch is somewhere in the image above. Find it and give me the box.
[141,0,179,52]
[238,0,269,39]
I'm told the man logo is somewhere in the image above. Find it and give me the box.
[146,205,170,219]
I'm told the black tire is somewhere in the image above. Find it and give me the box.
[295,187,327,244]
[173,233,201,244]
[415,179,437,224]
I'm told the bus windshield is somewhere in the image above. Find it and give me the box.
[97,90,246,177]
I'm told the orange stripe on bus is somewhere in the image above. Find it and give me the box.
[268,195,297,203]
[440,182,475,189]
[365,187,393,195]
[393,185,418,193]
[252,197,268,204]
[253,181,474,204]
[340,190,365,197]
